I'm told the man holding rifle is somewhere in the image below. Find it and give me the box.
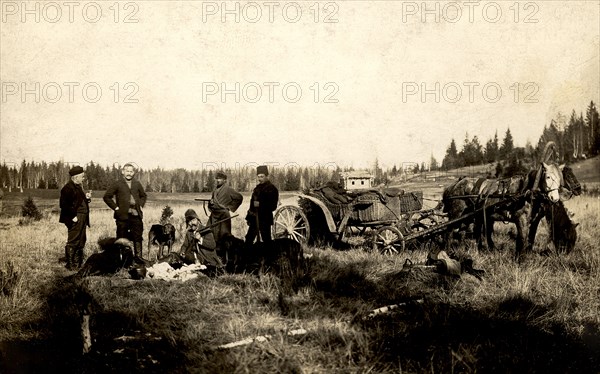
[208,171,243,242]
[180,208,223,267]
[245,165,279,245]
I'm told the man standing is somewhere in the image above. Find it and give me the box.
[59,166,91,270]
[103,163,147,257]
[208,171,243,243]
[245,165,279,245]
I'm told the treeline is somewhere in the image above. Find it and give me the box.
[0,160,354,193]
[441,101,600,175]
[2,101,598,191]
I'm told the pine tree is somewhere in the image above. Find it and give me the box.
[442,139,459,169]
[500,128,514,160]
[586,101,600,155]
[21,196,42,221]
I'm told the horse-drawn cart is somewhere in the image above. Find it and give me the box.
[272,186,531,255]
[272,188,447,254]
[272,142,580,255]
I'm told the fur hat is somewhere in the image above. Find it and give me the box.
[69,166,84,176]
[184,209,199,224]
[216,171,227,179]
[257,165,269,176]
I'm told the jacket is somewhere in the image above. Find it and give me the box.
[59,180,90,226]
[103,178,147,220]
[246,180,279,225]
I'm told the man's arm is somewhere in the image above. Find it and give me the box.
[229,187,243,212]
[266,185,279,212]
[103,183,118,210]
[138,182,147,207]
[199,231,216,250]
[60,185,77,217]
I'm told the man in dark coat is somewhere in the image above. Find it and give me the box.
[103,162,147,257]
[208,171,243,242]
[180,209,223,267]
[59,166,91,270]
[245,165,279,244]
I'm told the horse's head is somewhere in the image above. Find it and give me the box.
[541,162,563,203]
[561,165,582,196]
[550,204,579,254]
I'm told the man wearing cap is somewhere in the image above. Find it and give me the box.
[59,166,91,270]
[180,208,223,268]
[245,165,279,245]
[208,171,243,243]
[103,163,147,257]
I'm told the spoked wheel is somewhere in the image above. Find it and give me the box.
[272,205,310,244]
[372,226,405,255]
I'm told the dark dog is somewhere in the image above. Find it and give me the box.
[76,238,135,278]
[148,223,176,259]
[219,235,307,294]
[217,234,246,273]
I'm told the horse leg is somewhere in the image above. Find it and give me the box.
[514,209,531,261]
[485,215,495,251]
[528,199,544,250]
[474,214,486,251]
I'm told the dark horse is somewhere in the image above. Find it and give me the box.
[442,161,580,259]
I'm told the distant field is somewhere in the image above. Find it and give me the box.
[0,189,298,218]
[568,156,600,184]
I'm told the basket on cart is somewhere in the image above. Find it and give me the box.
[353,191,423,222]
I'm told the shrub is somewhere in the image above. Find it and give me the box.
[21,196,42,221]
[160,205,174,225]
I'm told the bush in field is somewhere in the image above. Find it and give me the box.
[582,183,600,197]
[160,205,174,225]
[0,261,20,297]
[21,196,43,221]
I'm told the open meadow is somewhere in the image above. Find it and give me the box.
[0,188,599,373]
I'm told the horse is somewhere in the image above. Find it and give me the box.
[538,201,578,254]
[528,165,580,254]
[442,161,570,259]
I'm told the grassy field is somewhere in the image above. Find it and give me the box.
[0,185,599,372]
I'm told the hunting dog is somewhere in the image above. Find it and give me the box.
[76,238,135,278]
[218,235,307,294]
[148,223,176,259]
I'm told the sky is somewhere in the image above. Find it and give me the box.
[1,1,598,171]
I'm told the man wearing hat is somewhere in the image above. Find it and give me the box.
[59,166,91,270]
[103,162,147,257]
[245,165,279,245]
[208,171,243,243]
[180,208,223,267]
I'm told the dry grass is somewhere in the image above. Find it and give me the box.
[0,196,599,372]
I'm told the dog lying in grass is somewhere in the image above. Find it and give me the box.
[76,238,136,278]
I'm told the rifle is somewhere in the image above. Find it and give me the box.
[194,214,239,236]
[194,197,212,216]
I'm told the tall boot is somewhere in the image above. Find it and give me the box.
[64,246,73,270]
[75,247,84,269]
[134,241,143,259]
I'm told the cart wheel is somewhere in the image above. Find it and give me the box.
[272,205,310,244]
[373,226,405,255]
